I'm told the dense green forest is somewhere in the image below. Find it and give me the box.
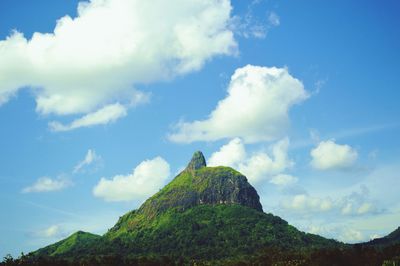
[2,243,400,266]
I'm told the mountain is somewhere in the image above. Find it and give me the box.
[21,151,340,264]
[33,231,101,258]
[9,151,399,265]
[111,150,263,226]
[366,227,400,247]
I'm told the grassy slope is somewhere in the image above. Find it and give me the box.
[30,204,340,262]
[29,166,341,262]
[33,231,101,257]
[101,204,340,260]
[107,166,261,238]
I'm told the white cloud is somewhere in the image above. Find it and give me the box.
[231,1,280,39]
[341,202,374,215]
[339,185,379,216]
[208,137,293,183]
[73,149,101,173]
[93,156,170,202]
[169,65,308,143]
[302,224,367,243]
[22,176,72,193]
[282,194,334,213]
[0,0,236,129]
[281,185,379,217]
[269,174,298,186]
[273,162,400,244]
[338,228,364,243]
[208,138,246,167]
[36,225,62,238]
[49,103,128,132]
[370,234,380,240]
[304,224,332,236]
[268,12,280,27]
[310,140,358,170]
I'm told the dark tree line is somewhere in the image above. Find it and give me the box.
[2,244,400,266]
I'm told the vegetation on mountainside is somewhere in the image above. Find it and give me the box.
[3,243,400,266]
[32,231,100,257]
[2,204,344,265]
[103,204,339,258]
[367,227,400,247]
[134,165,263,221]
[2,152,399,265]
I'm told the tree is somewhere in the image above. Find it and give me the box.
[2,254,14,265]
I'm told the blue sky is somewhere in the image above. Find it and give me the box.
[1,0,400,257]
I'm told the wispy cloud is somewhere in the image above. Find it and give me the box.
[22,176,72,193]
[232,1,281,39]
[328,123,399,140]
[21,200,80,218]
[268,11,280,27]
[291,122,399,150]
[32,225,64,238]
[49,103,128,132]
[21,149,102,194]
[73,149,102,174]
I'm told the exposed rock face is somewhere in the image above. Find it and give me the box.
[139,151,263,217]
[196,167,263,212]
[186,151,207,171]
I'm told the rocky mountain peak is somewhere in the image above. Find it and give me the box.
[134,152,263,219]
[186,151,207,171]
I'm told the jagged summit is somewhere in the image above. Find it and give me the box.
[130,152,263,220]
[186,151,207,171]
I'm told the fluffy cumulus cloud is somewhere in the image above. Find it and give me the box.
[310,140,358,170]
[339,228,365,243]
[302,224,366,243]
[93,157,170,202]
[22,176,72,193]
[169,65,308,143]
[269,174,298,186]
[208,137,294,184]
[208,138,246,167]
[282,194,334,213]
[0,0,237,130]
[73,149,102,173]
[339,185,379,216]
[281,186,379,216]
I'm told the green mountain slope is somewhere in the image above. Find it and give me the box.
[29,205,339,263]
[107,151,262,238]
[24,151,343,264]
[102,204,338,259]
[33,231,100,257]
